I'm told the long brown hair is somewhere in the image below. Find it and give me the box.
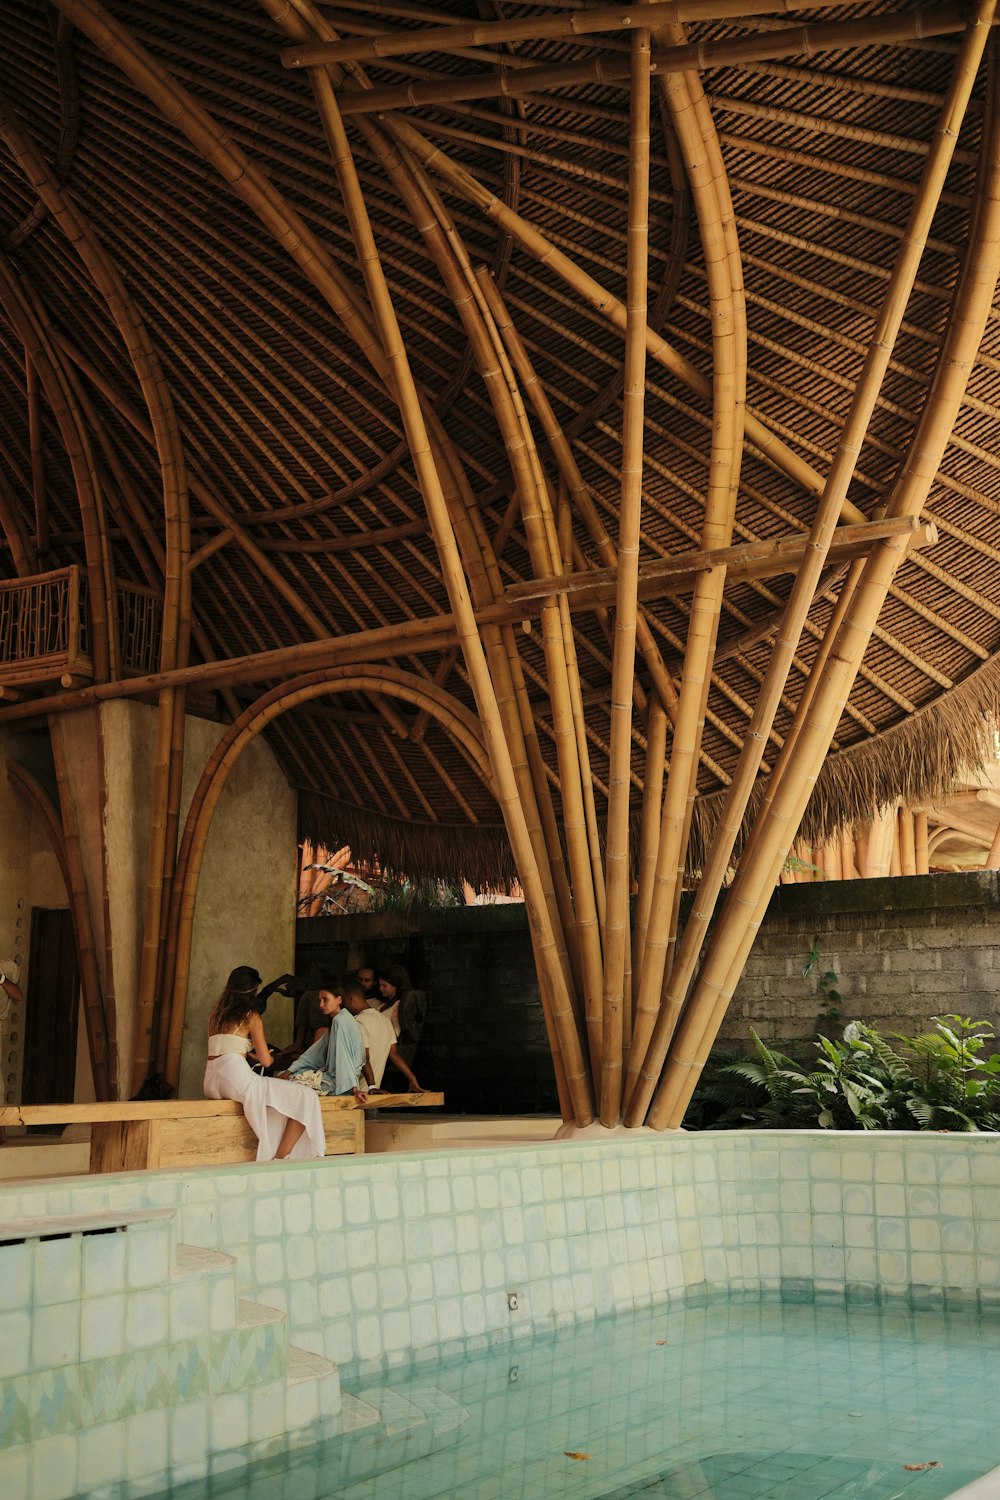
[208,966,262,1034]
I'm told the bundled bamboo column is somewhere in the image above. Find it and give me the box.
[629,6,993,1126]
[649,3,1000,1130]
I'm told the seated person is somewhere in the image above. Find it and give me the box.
[375,964,428,1069]
[342,981,422,1093]
[282,980,367,1097]
[269,987,328,1067]
[355,963,380,1006]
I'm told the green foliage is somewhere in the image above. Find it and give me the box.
[686,1015,1000,1133]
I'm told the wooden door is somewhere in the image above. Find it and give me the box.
[22,908,79,1105]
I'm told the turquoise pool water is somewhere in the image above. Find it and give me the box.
[152,1298,998,1500]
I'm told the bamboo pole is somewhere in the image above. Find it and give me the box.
[914,810,930,873]
[282,0,833,66]
[650,5,1000,1131]
[601,8,652,1124]
[332,7,967,112]
[899,805,917,875]
[475,271,678,722]
[625,46,746,1118]
[0,519,933,732]
[626,5,988,1123]
[0,460,36,578]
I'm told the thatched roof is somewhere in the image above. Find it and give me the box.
[2,0,1000,881]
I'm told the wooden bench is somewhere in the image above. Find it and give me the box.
[0,1093,444,1174]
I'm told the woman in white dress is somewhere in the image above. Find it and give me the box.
[203,966,325,1162]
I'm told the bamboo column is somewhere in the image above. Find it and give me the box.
[649,4,1000,1130]
[601,8,652,1124]
[624,44,747,1120]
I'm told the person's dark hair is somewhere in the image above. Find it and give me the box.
[318,977,344,997]
[380,963,410,993]
[355,964,378,984]
[341,978,364,1005]
[209,966,262,1034]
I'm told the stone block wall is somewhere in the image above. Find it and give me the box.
[730,871,1000,1048]
[297,871,1000,1115]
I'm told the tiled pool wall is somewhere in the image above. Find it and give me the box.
[2,1129,1000,1499]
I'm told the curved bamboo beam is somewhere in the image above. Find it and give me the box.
[163,665,492,1086]
[349,117,586,1018]
[0,97,197,1090]
[651,7,1000,1131]
[378,112,863,518]
[372,134,601,1060]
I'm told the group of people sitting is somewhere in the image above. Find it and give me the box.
[203,962,426,1163]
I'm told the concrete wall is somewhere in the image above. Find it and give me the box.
[297,870,1000,1115]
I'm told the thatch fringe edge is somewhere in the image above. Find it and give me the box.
[296,788,518,887]
[690,653,1000,869]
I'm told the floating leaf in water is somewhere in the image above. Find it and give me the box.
[564,1452,592,1461]
[903,1462,942,1471]
[656,1340,667,1346]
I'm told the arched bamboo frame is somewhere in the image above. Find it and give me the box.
[162,665,492,1089]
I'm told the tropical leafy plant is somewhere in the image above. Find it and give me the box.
[688,1015,1000,1133]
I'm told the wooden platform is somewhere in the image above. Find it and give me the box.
[0,1093,444,1173]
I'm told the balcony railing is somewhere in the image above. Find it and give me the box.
[0,568,162,689]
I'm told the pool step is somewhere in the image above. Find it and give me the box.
[355,1385,430,1437]
[340,1391,382,1433]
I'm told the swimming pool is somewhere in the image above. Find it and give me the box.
[150,1295,999,1500]
[6,1130,1000,1499]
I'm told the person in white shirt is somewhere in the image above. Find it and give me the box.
[343,981,422,1092]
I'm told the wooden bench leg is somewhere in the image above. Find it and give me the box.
[90,1120,162,1173]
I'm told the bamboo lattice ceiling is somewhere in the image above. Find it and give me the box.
[1,0,999,882]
